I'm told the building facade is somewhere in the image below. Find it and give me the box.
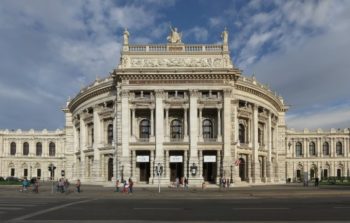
[0,29,349,185]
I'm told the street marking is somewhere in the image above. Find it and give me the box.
[0,204,36,207]
[134,207,183,210]
[6,199,95,223]
[0,207,23,210]
[232,207,290,210]
[334,206,350,209]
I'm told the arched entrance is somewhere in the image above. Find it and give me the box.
[108,158,113,181]
[239,158,245,181]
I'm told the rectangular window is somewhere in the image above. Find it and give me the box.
[24,169,28,177]
[11,168,15,176]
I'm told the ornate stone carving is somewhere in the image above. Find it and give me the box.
[154,89,165,98]
[121,89,129,97]
[130,57,224,68]
[189,89,199,97]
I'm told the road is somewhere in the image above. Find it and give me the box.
[1,184,350,222]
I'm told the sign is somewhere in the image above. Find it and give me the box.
[204,155,216,163]
[170,156,183,163]
[136,156,149,162]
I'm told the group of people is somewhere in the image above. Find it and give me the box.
[57,178,81,193]
[220,177,231,189]
[20,177,39,193]
[115,178,133,194]
[174,177,189,189]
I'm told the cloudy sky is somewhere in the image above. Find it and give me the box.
[0,0,349,131]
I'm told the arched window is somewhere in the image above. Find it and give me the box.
[239,124,245,143]
[336,142,343,155]
[36,142,42,156]
[296,142,303,157]
[49,142,56,156]
[10,142,16,155]
[23,142,29,156]
[309,142,316,156]
[323,142,329,155]
[171,119,182,139]
[203,119,213,139]
[140,119,150,139]
[107,124,113,144]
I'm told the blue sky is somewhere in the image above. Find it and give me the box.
[1,0,350,131]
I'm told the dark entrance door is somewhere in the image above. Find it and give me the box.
[239,158,245,181]
[203,162,217,183]
[139,162,150,183]
[108,158,113,181]
[337,169,341,178]
[324,169,328,178]
[170,163,183,182]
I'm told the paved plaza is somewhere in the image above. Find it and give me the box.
[1,183,350,222]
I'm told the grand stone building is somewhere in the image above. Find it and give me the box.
[0,29,349,185]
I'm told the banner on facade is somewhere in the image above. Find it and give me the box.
[136,156,149,162]
[170,156,183,163]
[204,155,216,163]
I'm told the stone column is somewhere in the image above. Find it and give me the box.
[113,101,118,182]
[79,115,86,180]
[149,150,154,184]
[266,112,272,182]
[132,150,136,180]
[184,150,188,177]
[155,90,166,184]
[216,150,222,183]
[198,106,203,142]
[150,107,154,137]
[252,105,260,183]
[121,90,130,178]
[164,107,169,141]
[183,106,188,141]
[92,106,102,181]
[131,108,136,138]
[331,138,334,158]
[217,106,222,142]
[248,154,252,183]
[199,150,203,179]
[189,90,201,185]
[165,150,169,179]
[222,89,232,181]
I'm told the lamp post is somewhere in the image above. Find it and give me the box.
[48,164,56,193]
[155,163,163,193]
[230,165,233,183]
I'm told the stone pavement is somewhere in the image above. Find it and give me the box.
[1,182,350,200]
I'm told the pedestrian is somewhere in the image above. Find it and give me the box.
[184,177,188,190]
[226,178,230,188]
[76,179,81,193]
[315,177,319,187]
[128,178,133,194]
[33,179,39,193]
[115,179,120,192]
[222,178,226,188]
[64,179,70,193]
[175,177,179,189]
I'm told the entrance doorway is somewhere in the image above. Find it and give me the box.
[323,169,328,178]
[202,151,217,183]
[170,163,183,182]
[108,158,113,181]
[136,151,151,183]
[138,162,150,183]
[310,169,315,180]
[169,151,184,182]
[337,169,341,178]
[239,158,245,181]
[296,170,301,181]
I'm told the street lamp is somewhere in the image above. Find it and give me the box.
[121,165,124,182]
[155,163,163,193]
[190,163,197,176]
[230,165,233,183]
[48,164,56,193]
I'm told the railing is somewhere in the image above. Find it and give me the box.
[170,137,184,142]
[128,44,223,52]
[137,138,150,143]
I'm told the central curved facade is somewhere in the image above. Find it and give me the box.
[67,31,288,185]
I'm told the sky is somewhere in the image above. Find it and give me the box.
[0,0,350,131]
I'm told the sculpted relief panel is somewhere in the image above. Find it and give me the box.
[121,57,230,68]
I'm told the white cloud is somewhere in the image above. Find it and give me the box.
[186,26,208,42]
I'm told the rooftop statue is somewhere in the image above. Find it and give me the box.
[123,28,129,45]
[221,27,228,45]
[167,26,182,44]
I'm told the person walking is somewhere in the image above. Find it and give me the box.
[76,179,81,193]
[128,178,134,194]
[115,179,120,192]
[184,177,188,190]
[33,179,39,193]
